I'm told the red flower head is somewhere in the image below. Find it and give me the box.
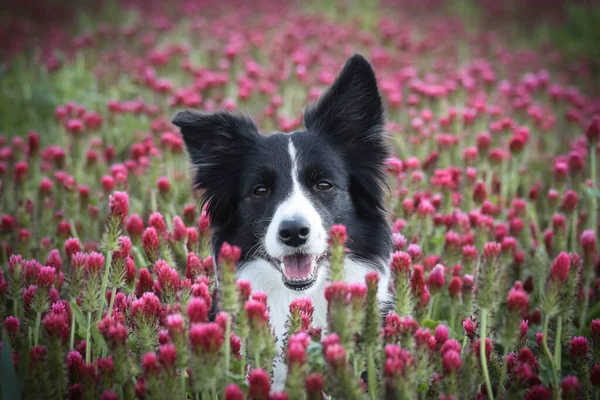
[149,212,166,234]
[185,252,203,280]
[585,116,600,144]
[440,339,461,357]
[126,214,145,237]
[289,297,315,318]
[462,245,478,264]
[562,375,580,399]
[305,373,325,397]
[520,320,529,339]
[45,249,62,273]
[248,368,271,400]
[114,236,132,259]
[43,303,69,340]
[550,252,571,283]
[507,285,530,314]
[407,244,423,263]
[64,238,81,260]
[86,252,105,276]
[581,230,596,255]
[525,385,550,400]
[483,242,501,261]
[245,300,269,328]
[189,322,224,353]
[157,176,170,194]
[224,384,244,400]
[561,190,578,213]
[198,211,210,233]
[142,227,159,256]
[434,324,449,347]
[448,276,462,299]
[186,297,209,323]
[219,242,241,265]
[324,281,350,305]
[427,264,445,292]
[173,216,187,242]
[158,343,177,368]
[3,316,20,338]
[390,251,412,276]
[288,341,307,365]
[109,191,129,223]
[131,292,162,323]
[142,352,159,375]
[463,318,477,340]
[569,336,589,360]
[325,343,347,370]
[37,266,56,288]
[442,350,462,374]
[329,224,347,244]
[591,365,600,386]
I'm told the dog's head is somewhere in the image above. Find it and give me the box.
[173,54,391,291]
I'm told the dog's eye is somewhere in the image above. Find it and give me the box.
[252,185,269,197]
[315,180,333,191]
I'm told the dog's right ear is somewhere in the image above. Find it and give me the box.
[172,110,259,227]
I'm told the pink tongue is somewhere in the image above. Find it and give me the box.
[282,254,313,278]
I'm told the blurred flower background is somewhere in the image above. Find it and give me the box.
[0,0,600,399]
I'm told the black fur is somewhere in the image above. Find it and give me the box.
[173,53,392,274]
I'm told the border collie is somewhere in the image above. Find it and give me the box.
[173,53,392,390]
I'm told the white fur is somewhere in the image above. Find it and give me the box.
[264,140,328,259]
[237,256,391,391]
[234,137,392,391]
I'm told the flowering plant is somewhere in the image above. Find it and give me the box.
[1,1,600,399]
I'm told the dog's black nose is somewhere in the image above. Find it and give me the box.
[278,218,310,247]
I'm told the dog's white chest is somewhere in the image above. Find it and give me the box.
[236,258,390,392]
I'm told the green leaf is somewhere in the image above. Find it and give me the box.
[307,340,325,370]
[417,382,429,393]
[91,325,108,355]
[585,187,600,198]
[17,337,30,388]
[538,358,554,387]
[1,330,22,400]
[70,299,88,339]
[421,319,442,330]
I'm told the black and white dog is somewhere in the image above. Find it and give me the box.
[173,54,392,389]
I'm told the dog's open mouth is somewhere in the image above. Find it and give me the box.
[279,253,324,290]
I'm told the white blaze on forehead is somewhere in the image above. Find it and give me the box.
[264,138,327,259]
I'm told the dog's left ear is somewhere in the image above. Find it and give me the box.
[304,54,388,216]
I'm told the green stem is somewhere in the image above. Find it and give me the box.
[98,250,113,319]
[240,348,246,378]
[498,355,508,395]
[224,316,231,377]
[34,312,41,346]
[579,280,591,335]
[542,314,559,394]
[181,371,187,398]
[70,219,80,241]
[426,294,437,320]
[70,313,76,349]
[255,351,260,370]
[85,311,92,363]
[195,392,200,400]
[367,345,377,400]
[554,316,563,375]
[13,299,18,318]
[590,147,598,233]
[480,308,495,400]
[569,212,578,252]
[151,189,158,213]
[107,285,117,319]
